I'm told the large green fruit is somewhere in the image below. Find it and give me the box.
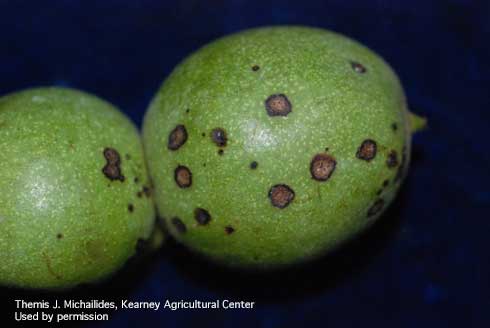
[0,87,156,289]
[143,26,423,268]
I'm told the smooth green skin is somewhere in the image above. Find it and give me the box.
[0,87,155,289]
[143,26,412,268]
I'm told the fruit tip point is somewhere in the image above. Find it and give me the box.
[409,111,428,133]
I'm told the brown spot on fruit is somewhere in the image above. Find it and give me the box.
[102,147,125,182]
[265,94,292,117]
[350,61,367,73]
[386,150,399,168]
[194,208,211,225]
[171,217,187,233]
[174,165,192,188]
[368,199,385,217]
[310,153,336,181]
[252,65,260,71]
[128,204,134,212]
[269,184,295,209]
[103,147,119,162]
[102,165,124,182]
[250,161,258,169]
[168,125,188,151]
[211,128,227,147]
[356,139,377,161]
[225,226,235,234]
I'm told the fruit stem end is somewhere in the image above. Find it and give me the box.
[409,111,427,134]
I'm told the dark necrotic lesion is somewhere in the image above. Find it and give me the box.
[174,165,192,188]
[171,217,187,233]
[269,184,295,209]
[194,208,211,225]
[350,61,367,74]
[386,150,399,168]
[168,125,188,150]
[211,128,227,147]
[310,153,336,181]
[102,147,125,181]
[265,94,292,117]
[356,139,377,161]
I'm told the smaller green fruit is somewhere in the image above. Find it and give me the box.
[0,87,156,289]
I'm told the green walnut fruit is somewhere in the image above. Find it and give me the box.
[0,87,156,289]
[143,26,425,268]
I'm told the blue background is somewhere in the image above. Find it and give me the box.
[1,0,489,327]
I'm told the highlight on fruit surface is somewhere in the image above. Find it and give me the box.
[0,87,157,289]
[142,25,423,268]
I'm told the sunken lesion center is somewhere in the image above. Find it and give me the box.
[356,139,377,161]
[265,94,292,117]
[174,165,192,188]
[168,125,188,151]
[310,153,336,181]
[269,184,295,209]
[102,147,125,182]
